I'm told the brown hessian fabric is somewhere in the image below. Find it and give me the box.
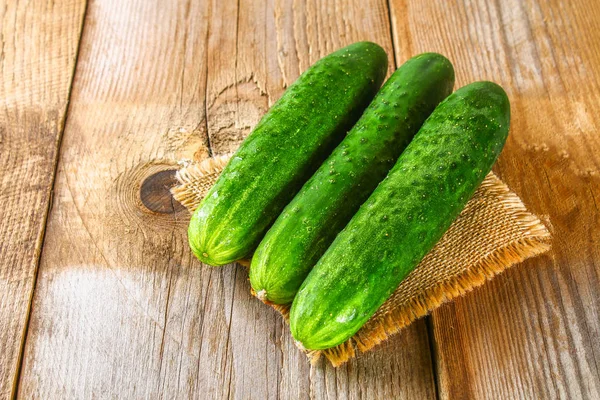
[172,154,551,366]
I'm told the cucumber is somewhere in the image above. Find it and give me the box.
[188,42,388,266]
[290,81,511,350]
[250,53,455,304]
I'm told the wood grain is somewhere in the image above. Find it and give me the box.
[18,0,213,397]
[388,0,600,398]
[18,0,436,398]
[0,0,86,398]
[15,0,599,397]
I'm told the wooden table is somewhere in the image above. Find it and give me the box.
[1,0,599,398]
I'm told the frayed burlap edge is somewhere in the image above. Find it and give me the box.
[172,156,551,367]
[171,154,233,212]
[324,174,552,365]
[320,238,551,366]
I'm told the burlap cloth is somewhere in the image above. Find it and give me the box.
[172,153,551,366]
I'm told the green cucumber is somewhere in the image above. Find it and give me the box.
[249,53,455,304]
[290,81,511,350]
[188,42,388,266]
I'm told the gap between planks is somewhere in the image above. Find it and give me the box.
[11,1,90,399]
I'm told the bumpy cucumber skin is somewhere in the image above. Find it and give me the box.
[290,81,511,350]
[188,42,388,266]
[249,53,455,304]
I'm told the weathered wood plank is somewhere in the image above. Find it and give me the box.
[18,0,212,398]
[388,0,600,398]
[0,0,86,398]
[206,0,435,398]
[19,0,436,399]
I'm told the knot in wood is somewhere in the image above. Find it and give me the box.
[139,170,183,214]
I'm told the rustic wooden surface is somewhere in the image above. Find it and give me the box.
[0,0,86,398]
[387,0,600,398]
[0,0,598,398]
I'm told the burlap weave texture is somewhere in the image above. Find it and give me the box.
[172,154,551,366]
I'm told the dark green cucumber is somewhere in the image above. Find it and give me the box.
[290,81,511,350]
[188,42,388,266]
[249,53,455,304]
